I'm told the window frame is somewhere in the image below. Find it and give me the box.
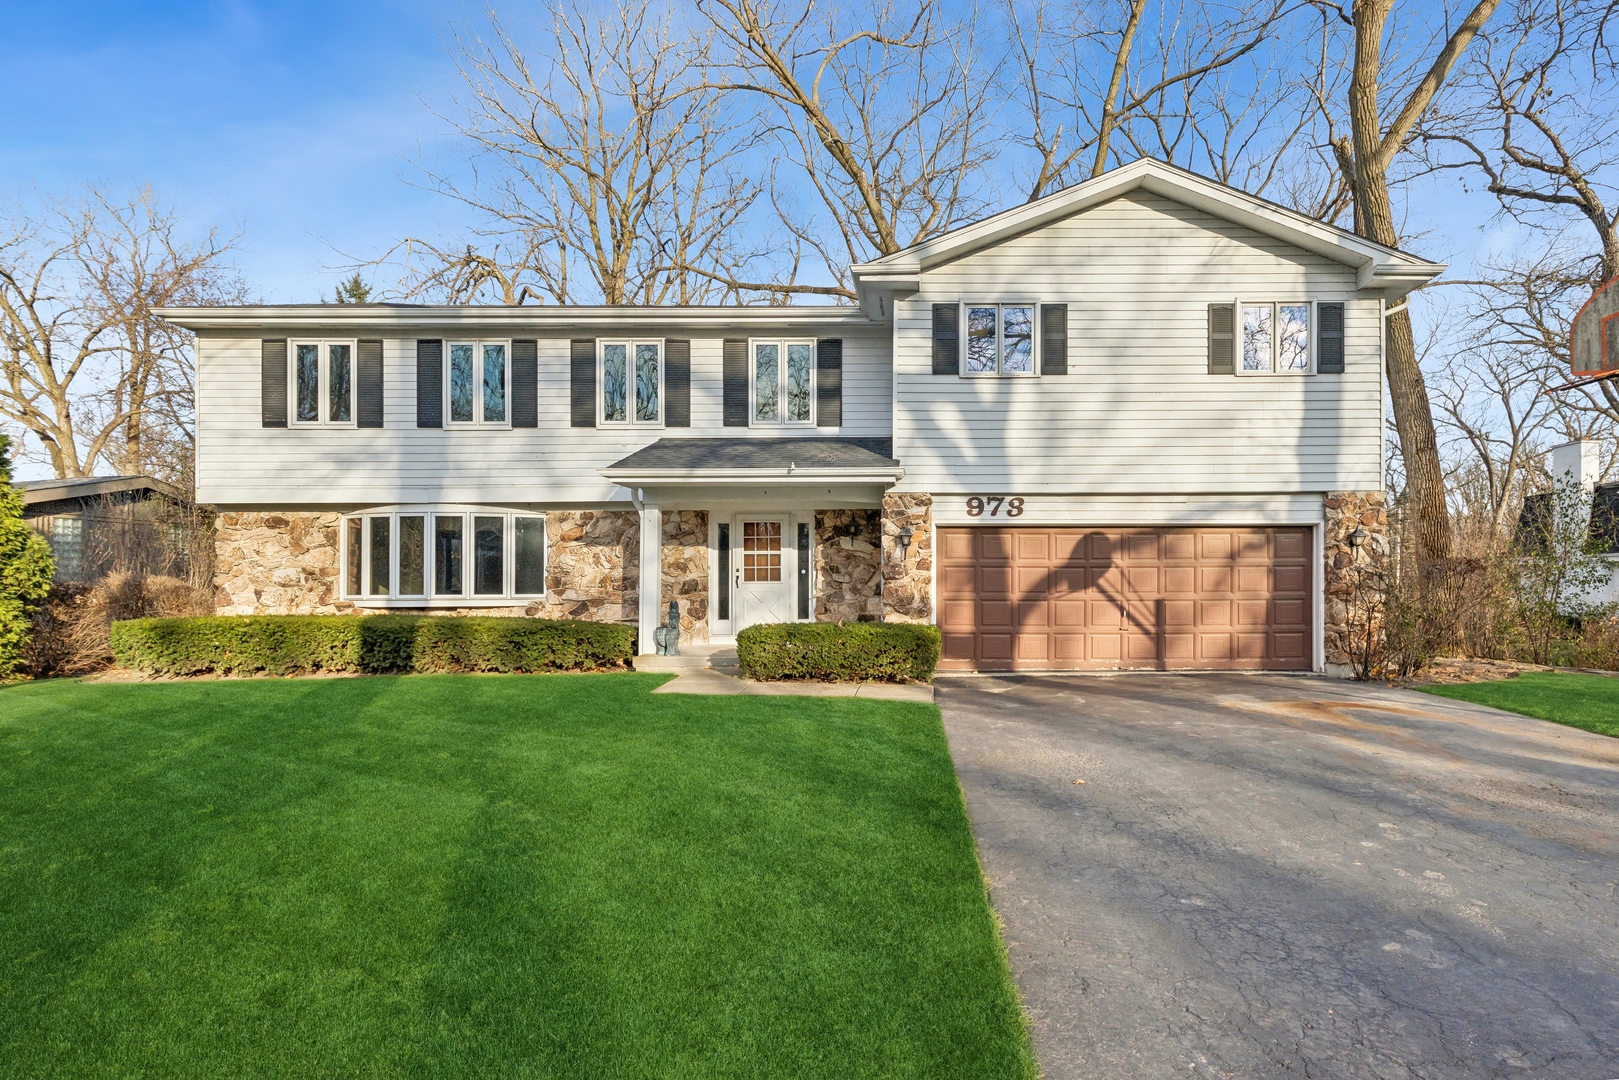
[1236,301,1315,377]
[287,339,359,427]
[959,302,1040,378]
[443,339,513,428]
[747,337,818,427]
[341,506,546,606]
[597,338,665,427]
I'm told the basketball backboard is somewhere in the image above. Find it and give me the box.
[1570,277,1619,376]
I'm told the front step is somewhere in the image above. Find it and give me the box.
[634,645,740,674]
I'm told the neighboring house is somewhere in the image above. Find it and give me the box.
[156,159,1443,674]
[1519,440,1619,609]
[20,474,185,582]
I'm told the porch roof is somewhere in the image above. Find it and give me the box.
[601,437,902,486]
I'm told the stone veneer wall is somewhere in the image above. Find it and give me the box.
[214,509,639,621]
[216,513,352,615]
[1323,490,1390,677]
[660,510,709,645]
[815,509,882,621]
[881,493,933,623]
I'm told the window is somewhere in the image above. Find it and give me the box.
[962,304,1035,376]
[751,339,815,425]
[446,341,509,426]
[343,508,545,604]
[289,340,356,425]
[599,340,662,425]
[49,517,84,580]
[1240,302,1312,375]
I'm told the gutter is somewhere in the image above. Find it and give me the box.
[152,304,884,332]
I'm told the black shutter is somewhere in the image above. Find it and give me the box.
[570,339,596,427]
[816,338,842,427]
[416,340,443,427]
[1040,304,1068,375]
[665,339,691,427]
[723,339,748,426]
[1317,302,1345,374]
[261,339,287,428]
[356,339,383,428]
[511,339,538,427]
[1207,304,1235,375]
[932,304,959,375]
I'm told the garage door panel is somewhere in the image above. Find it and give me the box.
[936,525,1314,672]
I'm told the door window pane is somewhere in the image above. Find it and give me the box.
[1243,304,1274,372]
[398,515,425,596]
[473,516,504,595]
[328,343,352,421]
[483,344,506,422]
[368,516,391,595]
[1278,305,1311,372]
[296,344,320,421]
[434,515,463,595]
[1002,307,1033,373]
[742,520,782,582]
[345,517,362,596]
[966,307,997,372]
[602,344,628,422]
[754,343,779,422]
[449,344,475,422]
[635,343,660,422]
[786,343,813,421]
[514,517,546,594]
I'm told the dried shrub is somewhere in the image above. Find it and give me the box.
[25,573,211,677]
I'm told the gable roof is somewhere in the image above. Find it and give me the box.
[18,474,181,513]
[849,157,1445,313]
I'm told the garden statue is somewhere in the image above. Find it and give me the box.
[653,600,680,656]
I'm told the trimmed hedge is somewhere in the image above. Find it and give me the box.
[736,622,941,683]
[109,615,635,677]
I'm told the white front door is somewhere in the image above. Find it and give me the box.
[734,517,791,630]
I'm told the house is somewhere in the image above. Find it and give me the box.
[20,474,186,582]
[155,159,1443,675]
[1519,440,1619,609]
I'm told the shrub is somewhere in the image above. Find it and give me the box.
[109,615,635,677]
[28,573,211,677]
[736,622,941,682]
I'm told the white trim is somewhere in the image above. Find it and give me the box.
[598,338,666,428]
[444,339,512,428]
[287,339,358,427]
[342,504,546,605]
[960,302,1040,378]
[1235,301,1313,377]
[747,338,818,427]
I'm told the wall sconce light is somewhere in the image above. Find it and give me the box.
[1347,526,1367,549]
[896,525,914,559]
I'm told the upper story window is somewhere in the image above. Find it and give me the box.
[447,341,509,425]
[751,339,815,425]
[964,304,1035,376]
[291,340,356,425]
[343,507,545,605]
[600,340,662,425]
[1241,302,1312,375]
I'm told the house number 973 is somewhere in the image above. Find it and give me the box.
[965,496,1025,517]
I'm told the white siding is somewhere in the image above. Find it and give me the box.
[196,326,890,507]
[892,192,1383,495]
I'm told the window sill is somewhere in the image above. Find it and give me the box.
[349,597,543,609]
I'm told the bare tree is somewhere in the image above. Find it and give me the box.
[394,0,764,305]
[1005,0,1298,200]
[1320,0,1504,568]
[696,0,995,295]
[0,187,241,480]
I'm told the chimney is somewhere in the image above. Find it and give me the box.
[1549,440,1598,494]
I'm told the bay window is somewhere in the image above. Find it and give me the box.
[290,340,355,425]
[599,339,662,425]
[751,339,815,425]
[446,341,509,426]
[963,304,1035,376]
[343,508,545,604]
[1241,302,1312,374]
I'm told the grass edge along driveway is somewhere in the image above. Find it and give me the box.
[1419,671,1619,738]
[0,673,1035,1080]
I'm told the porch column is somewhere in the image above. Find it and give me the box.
[637,504,662,655]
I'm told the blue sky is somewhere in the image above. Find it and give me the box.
[0,0,479,303]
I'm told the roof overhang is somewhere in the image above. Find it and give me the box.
[601,466,904,487]
[152,303,879,333]
[600,436,904,490]
[851,158,1446,314]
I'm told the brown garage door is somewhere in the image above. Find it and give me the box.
[937,526,1312,671]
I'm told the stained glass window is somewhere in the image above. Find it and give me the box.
[296,344,320,421]
[635,344,660,422]
[754,343,779,422]
[483,344,507,422]
[786,344,813,421]
[602,344,628,422]
[449,344,476,421]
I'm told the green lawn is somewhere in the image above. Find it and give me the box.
[1419,671,1619,738]
[0,674,1034,1079]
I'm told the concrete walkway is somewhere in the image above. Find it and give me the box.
[650,667,934,702]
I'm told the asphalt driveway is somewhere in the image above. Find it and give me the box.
[937,673,1619,1079]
